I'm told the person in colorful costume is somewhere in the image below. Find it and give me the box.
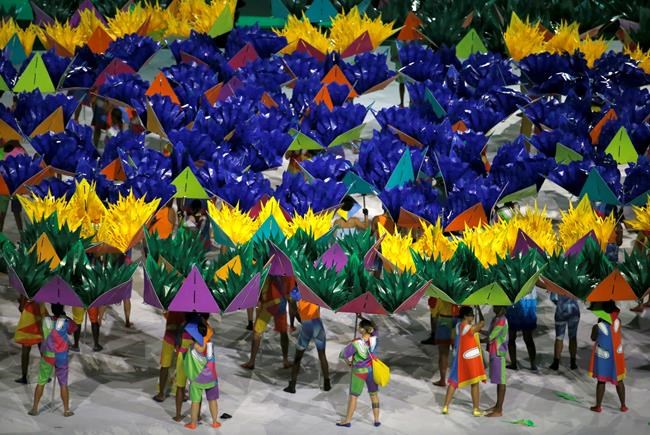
[28,304,77,417]
[588,301,627,413]
[174,313,209,422]
[420,297,438,345]
[442,306,486,416]
[70,306,103,352]
[183,322,221,430]
[550,293,580,370]
[283,290,331,394]
[153,311,186,403]
[337,318,380,428]
[506,287,538,370]
[485,306,508,417]
[14,296,48,384]
[432,300,460,387]
[241,275,294,370]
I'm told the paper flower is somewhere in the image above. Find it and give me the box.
[518,53,589,96]
[282,52,323,80]
[30,178,74,199]
[31,121,99,172]
[212,171,273,212]
[546,21,580,55]
[149,94,194,135]
[301,153,351,182]
[580,36,608,68]
[274,14,329,55]
[43,21,84,55]
[299,103,366,147]
[398,42,446,82]
[288,208,334,240]
[275,172,346,215]
[558,196,616,251]
[329,7,394,52]
[0,20,41,56]
[341,52,392,94]
[505,203,558,254]
[627,195,650,233]
[169,31,232,78]
[98,74,148,116]
[460,52,518,94]
[412,218,456,261]
[0,51,17,86]
[18,192,69,224]
[106,5,154,39]
[623,157,650,204]
[14,91,77,137]
[95,190,160,253]
[0,154,43,194]
[207,201,257,245]
[625,46,650,74]
[503,12,546,61]
[238,58,292,91]
[454,222,509,267]
[256,196,291,235]
[106,34,160,71]
[61,179,106,238]
[226,25,287,59]
[378,223,415,272]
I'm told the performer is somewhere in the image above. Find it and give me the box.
[506,287,537,370]
[432,299,459,387]
[283,297,331,394]
[550,293,580,370]
[485,306,508,417]
[420,297,438,345]
[588,301,627,413]
[14,296,48,384]
[28,304,77,417]
[153,311,186,403]
[173,313,207,422]
[241,275,294,370]
[183,322,221,430]
[442,306,486,416]
[70,306,103,352]
[337,318,380,428]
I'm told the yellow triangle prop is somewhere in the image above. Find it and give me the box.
[214,255,242,281]
[29,233,61,269]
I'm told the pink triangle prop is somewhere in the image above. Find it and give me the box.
[512,229,545,257]
[224,273,262,313]
[363,236,384,270]
[295,277,333,311]
[269,242,293,276]
[93,59,136,88]
[217,76,243,102]
[34,276,84,307]
[392,281,431,314]
[341,31,374,58]
[88,280,133,308]
[315,243,347,272]
[227,42,260,70]
[142,269,164,309]
[70,0,107,28]
[168,265,220,313]
[30,1,55,26]
[337,292,388,315]
[7,265,28,299]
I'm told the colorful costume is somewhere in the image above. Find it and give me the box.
[14,300,47,346]
[551,294,580,340]
[506,287,537,332]
[340,333,378,397]
[184,342,219,403]
[589,313,626,385]
[448,321,486,389]
[71,306,101,325]
[160,311,187,368]
[430,299,459,345]
[296,301,326,351]
[487,315,508,385]
[254,277,293,335]
[38,316,77,386]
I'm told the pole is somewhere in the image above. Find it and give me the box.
[50,374,57,412]
[362,195,368,224]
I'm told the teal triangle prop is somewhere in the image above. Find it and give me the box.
[7,34,26,66]
[425,88,446,119]
[253,216,285,243]
[343,172,375,195]
[385,150,415,190]
[271,0,290,19]
[357,0,371,14]
[210,218,236,248]
[579,169,620,206]
[306,0,337,24]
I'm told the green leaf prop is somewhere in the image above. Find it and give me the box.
[78,255,138,306]
[542,253,596,300]
[4,246,54,297]
[453,243,483,282]
[21,214,92,259]
[373,269,425,313]
[0,232,13,273]
[488,250,544,302]
[620,247,650,299]
[338,229,374,257]
[293,251,349,310]
[509,419,536,427]
[580,237,614,281]
[145,227,207,276]
[413,252,474,304]
[56,241,91,292]
[145,255,183,308]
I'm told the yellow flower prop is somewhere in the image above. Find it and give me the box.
[455,222,509,267]
[626,196,650,233]
[625,46,650,74]
[274,14,329,54]
[76,8,107,41]
[107,4,152,38]
[412,218,455,261]
[207,201,257,245]
[256,197,291,235]
[95,191,159,253]
[43,21,84,55]
[558,195,615,251]
[0,20,41,55]
[378,223,415,272]
[18,192,69,224]
[580,36,608,68]
[546,21,580,54]
[503,12,546,61]
[329,7,394,51]
[288,208,334,239]
[61,180,106,238]
[506,203,558,254]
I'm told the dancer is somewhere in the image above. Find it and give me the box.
[14,296,47,384]
[420,297,437,345]
[442,306,486,416]
[283,298,331,394]
[337,317,380,428]
[506,287,537,370]
[550,293,580,370]
[28,304,77,417]
[70,306,103,352]
[588,301,627,413]
[485,306,508,417]
[432,300,459,387]
[153,311,186,403]
[241,275,293,370]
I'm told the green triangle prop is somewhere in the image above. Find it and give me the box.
[385,150,415,190]
[209,218,236,248]
[328,124,365,147]
[306,0,337,24]
[271,0,290,19]
[604,127,637,164]
[13,53,55,93]
[253,216,285,243]
[514,270,543,303]
[7,34,26,66]
[171,167,209,199]
[424,88,446,119]
[0,75,9,92]
[627,190,650,206]
[579,169,620,206]
[287,131,324,151]
[342,172,375,195]
[499,184,538,205]
[425,284,459,305]
[208,5,234,37]
[591,309,612,324]
[555,143,583,164]
[462,282,511,306]
[2,0,33,20]
[455,28,487,59]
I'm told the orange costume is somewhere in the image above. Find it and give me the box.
[448,320,486,389]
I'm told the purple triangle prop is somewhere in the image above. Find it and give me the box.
[224,273,262,313]
[512,229,545,257]
[565,230,598,257]
[88,280,133,308]
[393,281,430,314]
[218,77,243,102]
[30,1,55,26]
[363,236,383,270]
[269,242,294,276]
[337,292,388,315]
[70,0,107,28]
[143,269,164,309]
[7,265,28,299]
[315,243,348,272]
[295,277,333,311]
[34,276,84,307]
[169,265,220,313]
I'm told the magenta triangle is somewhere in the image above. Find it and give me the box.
[224,273,262,313]
[88,280,132,308]
[143,269,164,309]
[315,243,347,272]
[337,292,388,315]
[168,265,220,313]
[34,276,84,307]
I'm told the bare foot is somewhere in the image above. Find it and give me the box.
[63,410,74,417]
[240,362,255,370]
[172,415,183,422]
[27,409,38,416]
[432,380,446,387]
[486,411,502,417]
[125,322,133,328]
[283,361,293,369]
[152,394,165,402]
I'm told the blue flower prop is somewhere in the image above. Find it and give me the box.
[238,57,292,92]
[529,129,593,158]
[519,52,589,96]
[489,138,553,196]
[275,172,346,215]
[374,106,436,146]
[0,154,43,194]
[0,50,17,87]
[446,176,500,222]
[225,25,287,59]
[13,91,77,136]
[623,157,650,203]
[341,52,392,94]
[379,182,444,223]
[29,177,74,199]
[100,130,145,167]
[398,42,446,82]
[31,121,98,172]
[354,130,411,190]
[169,31,232,78]
[301,152,351,182]
[282,52,323,80]
[119,148,171,181]
[106,34,160,71]
[0,103,19,131]
[60,46,108,89]
[168,127,215,163]
[149,94,194,135]
[213,170,273,211]
[299,103,366,146]
[194,96,257,143]
[162,63,220,109]
[590,52,649,100]
[98,73,148,117]
[461,52,517,94]
[39,49,69,87]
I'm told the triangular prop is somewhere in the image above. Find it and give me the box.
[462,282,511,306]
[6,34,27,66]
[565,230,598,257]
[171,167,209,199]
[328,123,365,147]
[29,106,64,137]
[204,82,223,106]
[385,150,415,190]
[306,0,337,24]
[168,266,220,313]
[253,216,285,243]
[341,31,374,58]
[13,53,55,93]
[87,25,113,54]
[425,88,446,119]
[146,72,181,105]
[93,59,136,88]
[337,292,388,315]
[296,277,333,311]
[142,269,164,309]
[579,169,620,206]
[224,271,264,313]
[228,42,260,70]
[148,206,175,240]
[34,276,84,307]
[587,269,637,302]
[271,0,290,19]
[451,120,468,132]
[397,12,422,41]
[555,142,583,164]
[30,1,54,26]
[70,0,106,28]
[295,39,326,62]
[88,281,132,308]
[604,127,637,164]
[208,5,234,37]
[392,281,430,313]
[3,0,33,20]
[0,118,21,141]
[590,109,617,145]
[268,242,293,276]
[0,176,10,196]
[146,100,166,137]
[512,229,545,257]
[444,203,488,232]
[321,65,358,98]
[214,255,242,281]
[287,131,324,151]
[342,172,375,195]
[29,233,61,269]
[100,158,127,181]
[314,85,334,111]
[261,92,278,108]
[455,28,487,59]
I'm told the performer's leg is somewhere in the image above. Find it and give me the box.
[284,349,304,393]
[616,381,627,411]
[590,381,606,412]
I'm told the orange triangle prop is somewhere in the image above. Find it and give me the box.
[148,206,175,239]
[444,203,488,232]
[590,109,617,145]
[388,126,424,148]
[0,118,22,141]
[100,158,127,181]
[29,233,61,270]
[397,208,425,229]
[587,269,637,302]
[0,175,10,196]
[321,65,358,98]
[146,72,181,105]
[397,12,422,41]
[45,33,73,57]
[314,85,334,111]
[261,92,278,108]
[204,82,223,106]
[136,15,151,36]
[30,107,64,138]
[452,120,468,132]
[87,25,113,54]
